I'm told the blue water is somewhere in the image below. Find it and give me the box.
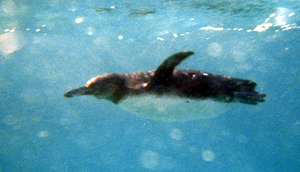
[1,0,300,171]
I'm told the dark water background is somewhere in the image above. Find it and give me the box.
[1,0,300,171]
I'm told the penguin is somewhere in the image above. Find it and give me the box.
[64,51,266,121]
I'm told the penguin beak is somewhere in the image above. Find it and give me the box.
[64,86,94,98]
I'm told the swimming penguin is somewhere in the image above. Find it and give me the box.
[64,51,266,121]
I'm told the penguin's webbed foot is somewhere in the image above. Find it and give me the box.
[233,91,266,105]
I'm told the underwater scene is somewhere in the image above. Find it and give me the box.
[1,0,300,171]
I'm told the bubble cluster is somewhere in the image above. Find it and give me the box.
[0,31,25,55]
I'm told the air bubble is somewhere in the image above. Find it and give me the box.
[170,128,183,140]
[3,114,18,125]
[207,43,222,57]
[38,131,50,137]
[202,150,215,162]
[140,151,159,169]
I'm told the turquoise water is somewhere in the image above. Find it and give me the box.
[1,0,300,171]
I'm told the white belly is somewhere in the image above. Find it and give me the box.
[118,95,236,122]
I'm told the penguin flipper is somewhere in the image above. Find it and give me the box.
[147,51,194,89]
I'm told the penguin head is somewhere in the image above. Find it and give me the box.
[85,73,126,102]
